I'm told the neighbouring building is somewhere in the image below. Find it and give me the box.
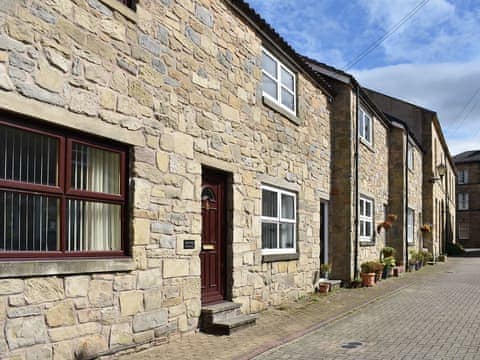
[305,59,390,282]
[0,0,333,358]
[385,114,424,264]
[454,151,480,248]
[365,89,456,259]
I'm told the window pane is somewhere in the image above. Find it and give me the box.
[360,199,364,216]
[360,220,365,237]
[0,124,58,186]
[262,222,277,249]
[67,200,121,251]
[365,200,371,217]
[364,115,371,141]
[281,194,295,219]
[262,189,277,217]
[365,221,372,237]
[262,74,277,99]
[281,89,294,110]
[262,51,277,77]
[281,68,294,90]
[0,190,59,251]
[280,223,294,248]
[71,143,121,195]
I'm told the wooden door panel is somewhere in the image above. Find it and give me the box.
[200,169,226,304]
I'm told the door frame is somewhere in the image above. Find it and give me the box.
[320,200,329,265]
[200,166,228,305]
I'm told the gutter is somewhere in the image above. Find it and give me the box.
[354,85,360,279]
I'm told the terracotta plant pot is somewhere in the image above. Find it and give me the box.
[318,283,330,293]
[361,273,376,287]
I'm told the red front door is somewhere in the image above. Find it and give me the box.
[200,168,226,304]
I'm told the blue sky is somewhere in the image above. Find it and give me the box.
[246,0,480,155]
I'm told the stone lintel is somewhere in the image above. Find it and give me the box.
[0,90,145,146]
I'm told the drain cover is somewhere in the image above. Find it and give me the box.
[341,342,363,349]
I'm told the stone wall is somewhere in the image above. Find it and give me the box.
[328,83,389,281]
[0,0,331,357]
[407,137,423,255]
[356,95,389,267]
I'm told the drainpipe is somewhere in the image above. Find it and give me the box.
[354,85,360,280]
[405,133,409,268]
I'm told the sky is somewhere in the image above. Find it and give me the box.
[246,0,480,156]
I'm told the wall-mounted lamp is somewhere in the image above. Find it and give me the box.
[431,163,447,183]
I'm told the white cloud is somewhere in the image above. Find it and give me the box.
[358,0,480,64]
[354,61,480,155]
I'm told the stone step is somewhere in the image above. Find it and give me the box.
[200,302,243,324]
[204,314,258,335]
[200,302,257,335]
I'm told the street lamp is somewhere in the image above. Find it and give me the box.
[435,163,448,255]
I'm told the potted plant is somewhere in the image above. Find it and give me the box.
[373,262,384,282]
[318,282,330,293]
[360,261,377,287]
[408,251,417,272]
[416,251,425,270]
[376,214,398,234]
[382,256,396,278]
[420,224,432,233]
[381,246,397,259]
[320,263,332,279]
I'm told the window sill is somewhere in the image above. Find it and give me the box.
[262,96,301,126]
[407,242,416,246]
[359,241,375,247]
[262,253,299,262]
[359,138,375,153]
[98,0,137,22]
[0,258,135,278]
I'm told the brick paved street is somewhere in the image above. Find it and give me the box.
[255,258,480,360]
[112,261,454,360]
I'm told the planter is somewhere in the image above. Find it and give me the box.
[318,283,330,293]
[361,273,376,287]
[382,266,394,279]
[408,264,416,272]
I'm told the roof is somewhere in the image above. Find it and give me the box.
[384,113,424,153]
[454,150,480,164]
[303,56,391,129]
[363,88,456,173]
[225,0,334,98]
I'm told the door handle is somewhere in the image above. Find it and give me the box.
[202,244,215,250]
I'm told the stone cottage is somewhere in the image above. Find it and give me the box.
[385,114,424,264]
[304,59,390,281]
[0,0,333,358]
[365,89,456,259]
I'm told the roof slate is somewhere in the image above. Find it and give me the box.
[454,151,480,163]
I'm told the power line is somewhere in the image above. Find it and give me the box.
[447,86,480,135]
[344,0,431,70]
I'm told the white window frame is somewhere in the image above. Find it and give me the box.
[459,223,469,240]
[261,47,297,115]
[407,208,415,244]
[407,144,414,170]
[261,184,297,255]
[358,106,373,145]
[458,193,469,210]
[458,170,468,184]
[359,195,374,242]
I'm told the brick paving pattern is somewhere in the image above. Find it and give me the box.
[255,258,480,360]
[115,262,448,360]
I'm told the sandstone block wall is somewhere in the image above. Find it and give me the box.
[0,0,331,357]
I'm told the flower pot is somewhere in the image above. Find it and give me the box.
[361,273,376,287]
[408,264,416,272]
[318,283,330,293]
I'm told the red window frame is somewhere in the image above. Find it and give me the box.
[0,117,129,259]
